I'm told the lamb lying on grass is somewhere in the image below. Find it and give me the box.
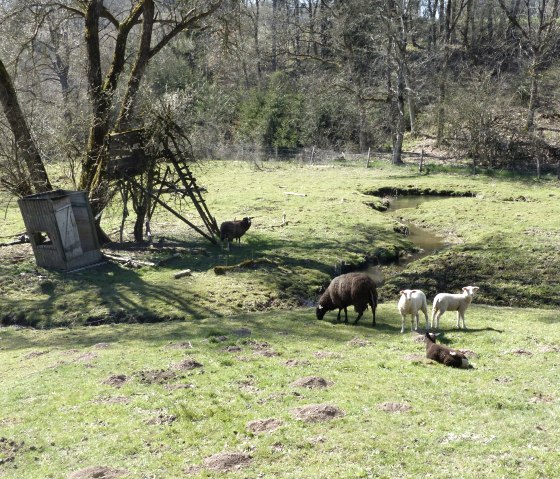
[424,332,472,369]
[431,286,479,330]
[316,272,378,326]
[397,289,429,333]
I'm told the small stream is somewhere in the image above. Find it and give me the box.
[387,196,447,264]
[365,196,449,284]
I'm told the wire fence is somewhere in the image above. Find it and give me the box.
[199,144,456,166]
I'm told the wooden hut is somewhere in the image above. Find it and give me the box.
[18,190,103,271]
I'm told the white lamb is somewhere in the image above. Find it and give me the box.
[397,289,429,333]
[431,286,479,330]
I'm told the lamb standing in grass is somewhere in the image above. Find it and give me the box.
[316,272,378,325]
[397,289,429,333]
[431,286,479,329]
[424,332,471,368]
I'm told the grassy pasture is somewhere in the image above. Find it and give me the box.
[1,159,559,477]
[0,306,559,478]
[1,159,559,326]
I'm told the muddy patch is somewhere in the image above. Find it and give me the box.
[67,466,129,479]
[378,402,412,413]
[291,404,345,422]
[203,451,252,472]
[173,358,203,371]
[291,376,331,389]
[103,374,129,388]
[136,369,177,385]
[247,418,283,434]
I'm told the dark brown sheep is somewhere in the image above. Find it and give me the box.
[424,332,471,368]
[316,272,378,325]
[219,217,252,246]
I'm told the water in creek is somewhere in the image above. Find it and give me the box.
[366,196,449,285]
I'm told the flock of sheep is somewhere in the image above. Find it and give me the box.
[316,272,479,369]
[218,218,478,369]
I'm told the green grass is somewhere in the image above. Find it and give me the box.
[2,159,560,327]
[1,305,559,478]
[1,159,560,477]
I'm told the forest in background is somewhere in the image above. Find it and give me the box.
[1,0,560,207]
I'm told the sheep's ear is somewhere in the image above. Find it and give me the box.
[399,290,404,295]
[473,286,479,290]
[317,305,323,310]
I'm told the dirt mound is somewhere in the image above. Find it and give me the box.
[510,349,532,356]
[313,351,340,359]
[284,359,311,367]
[173,358,203,370]
[67,466,128,479]
[76,352,98,363]
[166,341,193,350]
[291,376,331,389]
[145,411,177,425]
[347,337,370,347]
[291,404,345,422]
[0,437,24,464]
[223,345,242,353]
[136,369,177,385]
[203,451,252,471]
[93,396,130,405]
[102,375,128,388]
[247,418,283,434]
[378,402,412,413]
[24,350,49,360]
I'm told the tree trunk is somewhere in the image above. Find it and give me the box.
[392,61,405,165]
[0,58,52,196]
[526,58,539,131]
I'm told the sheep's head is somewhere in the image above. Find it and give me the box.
[400,289,416,301]
[425,332,437,343]
[316,304,327,320]
[242,217,252,228]
[462,286,479,297]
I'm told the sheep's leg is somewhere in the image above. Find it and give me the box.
[336,309,342,322]
[456,311,461,329]
[413,312,419,331]
[353,311,363,325]
[401,315,406,333]
[431,309,438,329]
[343,307,348,323]
[422,306,430,331]
[460,311,467,329]
[433,310,443,329]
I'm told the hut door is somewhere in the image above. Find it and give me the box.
[54,199,83,260]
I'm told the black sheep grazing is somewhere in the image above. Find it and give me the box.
[424,332,471,368]
[316,272,378,325]
[219,217,252,245]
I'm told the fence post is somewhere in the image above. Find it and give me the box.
[366,147,371,168]
[419,148,424,173]
[310,146,316,164]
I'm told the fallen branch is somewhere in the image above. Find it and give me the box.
[285,192,306,197]
[214,258,278,275]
